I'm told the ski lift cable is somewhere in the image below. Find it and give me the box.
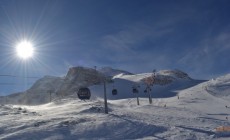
[0,83,17,85]
[0,75,16,77]
[0,83,34,85]
[0,75,38,86]
[0,74,40,79]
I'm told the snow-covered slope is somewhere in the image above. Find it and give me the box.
[0,73,230,139]
[205,74,230,98]
[0,76,65,105]
[90,69,204,100]
[158,73,230,119]
[1,88,230,139]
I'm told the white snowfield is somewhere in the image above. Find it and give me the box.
[0,70,230,139]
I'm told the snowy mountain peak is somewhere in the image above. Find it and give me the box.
[114,69,192,86]
[29,76,64,92]
[65,66,98,81]
[98,67,133,77]
[158,69,191,79]
[56,66,106,97]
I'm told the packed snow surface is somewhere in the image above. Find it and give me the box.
[1,79,230,139]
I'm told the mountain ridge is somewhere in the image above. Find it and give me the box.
[0,66,206,105]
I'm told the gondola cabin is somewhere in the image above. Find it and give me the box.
[77,87,91,100]
[132,88,139,94]
[112,89,118,95]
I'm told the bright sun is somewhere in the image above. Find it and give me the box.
[16,40,34,59]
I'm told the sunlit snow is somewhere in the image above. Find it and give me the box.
[0,68,230,139]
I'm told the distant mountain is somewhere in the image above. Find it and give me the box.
[0,76,64,105]
[0,67,106,105]
[0,67,205,105]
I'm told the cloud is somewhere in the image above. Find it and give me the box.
[99,22,175,65]
[101,24,149,53]
[178,30,230,78]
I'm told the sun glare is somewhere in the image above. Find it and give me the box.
[16,40,34,59]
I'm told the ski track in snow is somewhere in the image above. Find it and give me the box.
[1,91,230,140]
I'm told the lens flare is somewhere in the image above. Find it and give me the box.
[16,40,34,59]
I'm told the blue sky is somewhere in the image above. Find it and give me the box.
[0,0,230,95]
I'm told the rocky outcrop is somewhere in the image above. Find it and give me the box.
[56,67,105,97]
